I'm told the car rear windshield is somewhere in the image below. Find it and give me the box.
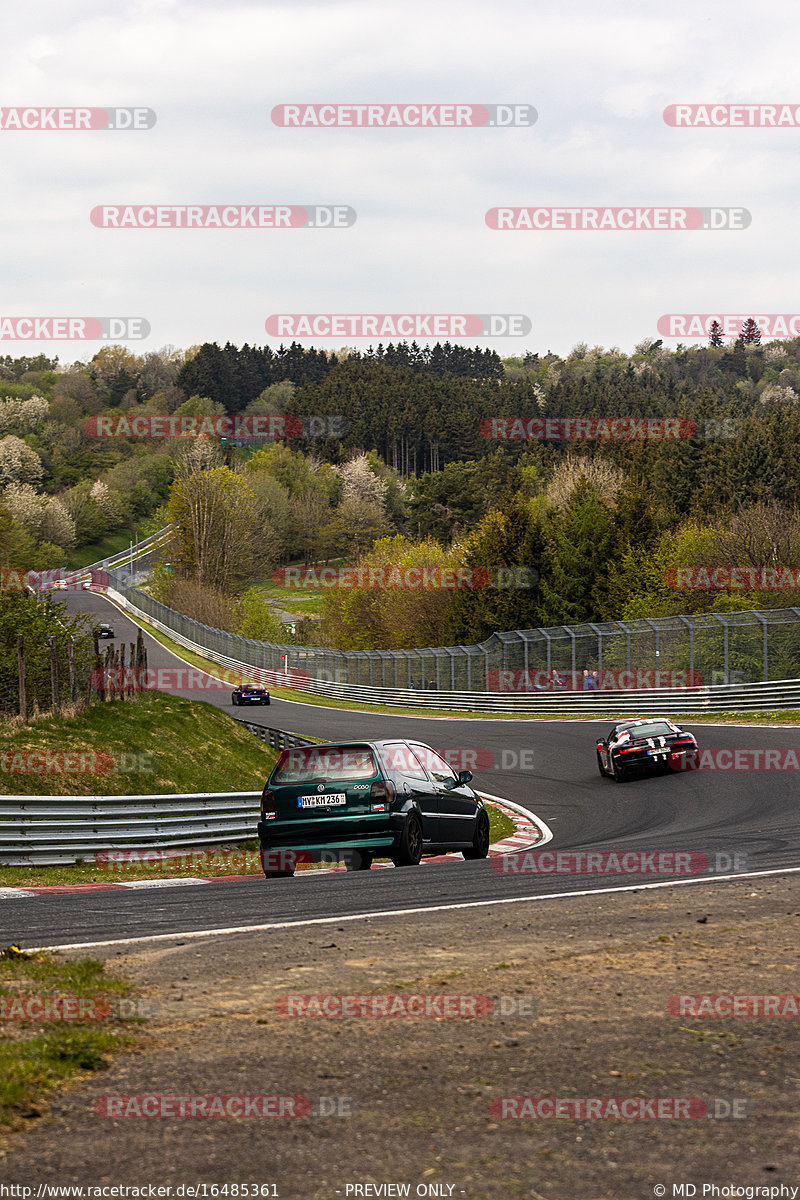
[270,745,379,784]
[619,722,675,740]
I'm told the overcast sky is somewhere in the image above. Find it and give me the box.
[1,0,799,362]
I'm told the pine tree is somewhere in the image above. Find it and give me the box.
[742,318,762,345]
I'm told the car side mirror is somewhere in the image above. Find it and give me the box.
[457,769,473,785]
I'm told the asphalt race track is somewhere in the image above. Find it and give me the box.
[4,588,800,949]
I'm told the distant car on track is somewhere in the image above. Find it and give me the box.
[596,718,698,782]
[232,682,271,706]
[258,739,490,876]
[96,623,115,639]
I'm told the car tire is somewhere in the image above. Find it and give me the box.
[232,694,239,706]
[261,850,295,878]
[610,756,627,783]
[344,850,373,871]
[597,750,608,778]
[264,698,271,705]
[463,809,490,860]
[391,812,423,866]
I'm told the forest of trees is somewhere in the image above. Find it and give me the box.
[3,330,800,651]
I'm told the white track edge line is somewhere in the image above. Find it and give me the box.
[29,865,800,953]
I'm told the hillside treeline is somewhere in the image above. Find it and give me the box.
[3,335,800,649]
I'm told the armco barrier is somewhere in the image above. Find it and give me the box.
[0,724,318,865]
[78,527,173,577]
[103,588,800,714]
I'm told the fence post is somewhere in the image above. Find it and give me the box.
[135,629,147,693]
[68,640,77,703]
[17,634,27,722]
[93,634,105,703]
[49,635,60,714]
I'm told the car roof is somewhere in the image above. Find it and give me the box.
[280,739,427,751]
[612,718,677,732]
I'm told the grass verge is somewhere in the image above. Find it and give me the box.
[0,948,141,1138]
[65,529,140,570]
[0,691,278,798]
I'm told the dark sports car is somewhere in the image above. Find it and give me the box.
[97,623,115,639]
[232,682,271,706]
[596,718,698,782]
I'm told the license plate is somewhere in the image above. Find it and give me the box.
[298,793,347,808]
[648,749,668,758]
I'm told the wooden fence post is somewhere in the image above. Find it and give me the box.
[49,635,60,714]
[17,634,27,722]
[93,634,104,703]
[68,640,76,703]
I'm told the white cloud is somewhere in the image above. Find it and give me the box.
[0,0,798,359]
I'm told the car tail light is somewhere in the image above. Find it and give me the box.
[370,779,395,804]
[261,788,276,819]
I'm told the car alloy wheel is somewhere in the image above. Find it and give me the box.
[392,811,423,866]
[463,809,490,859]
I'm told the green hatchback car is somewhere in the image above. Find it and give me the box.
[258,739,491,876]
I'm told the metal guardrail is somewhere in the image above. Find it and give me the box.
[104,588,800,714]
[239,722,320,752]
[113,566,800,693]
[81,527,173,575]
[0,724,319,865]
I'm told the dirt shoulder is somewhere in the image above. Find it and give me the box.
[3,875,800,1198]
